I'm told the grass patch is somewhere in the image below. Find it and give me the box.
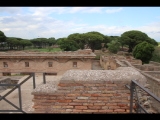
[24,47,62,52]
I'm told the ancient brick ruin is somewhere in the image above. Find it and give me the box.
[0,49,96,75]
[0,49,160,113]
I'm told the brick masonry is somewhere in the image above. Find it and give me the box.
[31,70,142,113]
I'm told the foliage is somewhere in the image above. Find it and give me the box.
[120,30,158,52]
[83,31,105,52]
[150,46,160,63]
[67,33,86,49]
[133,41,155,64]
[107,39,121,54]
[57,38,79,51]
[0,30,6,43]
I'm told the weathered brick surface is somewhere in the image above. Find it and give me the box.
[32,79,131,113]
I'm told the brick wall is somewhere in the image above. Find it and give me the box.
[32,80,131,113]
[0,58,92,75]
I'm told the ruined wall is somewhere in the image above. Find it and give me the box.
[31,69,147,113]
[144,71,160,79]
[149,61,160,66]
[121,60,160,113]
[133,64,160,71]
[100,56,121,70]
[0,58,92,75]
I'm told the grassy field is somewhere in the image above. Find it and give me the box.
[23,47,62,52]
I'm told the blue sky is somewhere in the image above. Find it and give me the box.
[0,7,160,41]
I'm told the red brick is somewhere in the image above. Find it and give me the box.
[91,94,100,97]
[90,97,98,100]
[58,83,83,87]
[88,106,101,110]
[69,103,83,106]
[81,94,91,97]
[83,84,95,86]
[47,96,57,99]
[64,97,76,99]
[114,109,125,112]
[106,84,117,87]
[72,109,82,112]
[83,103,93,106]
[106,103,117,106]
[98,87,106,90]
[58,86,71,89]
[113,94,121,96]
[77,97,89,99]
[73,100,88,103]
[95,84,105,87]
[56,96,65,99]
[102,106,108,109]
[98,110,113,113]
[88,100,103,103]
[98,97,110,100]
[117,103,128,107]
[120,106,129,109]
[52,106,62,109]
[102,91,116,94]
[101,94,114,97]
[75,106,87,110]
[108,106,120,109]
[55,103,68,106]
[66,94,80,97]
[57,100,72,103]
[94,103,105,106]
[82,110,99,113]
[62,106,74,109]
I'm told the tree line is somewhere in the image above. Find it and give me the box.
[0,30,159,64]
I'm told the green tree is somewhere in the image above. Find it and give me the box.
[19,40,32,50]
[107,39,121,53]
[133,41,155,64]
[0,31,7,50]
[6,37,20,50]
[120,30,158,52]
[84,31,104,52]
[57,38,79,51]
[48,37,56,46]
[150,46,160,63]
[67,33,86,49]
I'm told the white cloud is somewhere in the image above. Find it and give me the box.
[105,7,123,14]
[0,7,160,42]
[0,7,22,14]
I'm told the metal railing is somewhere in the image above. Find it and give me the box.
[0,72,54,113]
[126,80,160,113]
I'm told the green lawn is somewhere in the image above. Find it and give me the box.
[24,47,62,52]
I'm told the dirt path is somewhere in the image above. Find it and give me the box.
[92,60,103,70]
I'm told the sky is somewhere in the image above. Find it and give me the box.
[0,7,160,42]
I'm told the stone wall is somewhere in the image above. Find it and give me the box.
[100,56,122,70]
[149,61,160,66]
[31,69,147,113]
[121,60,160,113]
[144,71,160,79]
[133,64,160,71]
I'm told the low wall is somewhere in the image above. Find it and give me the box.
[144,71,160,79]
[100,56,122,70]
[149,61,160,66]
[133,64,160,71]
[31,70,145,113]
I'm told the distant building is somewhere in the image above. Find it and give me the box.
[0,49,96,76]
